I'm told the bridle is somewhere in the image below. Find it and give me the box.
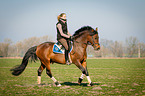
[72,33,100,47]
[71,32,99,55]
[91,35,100,47]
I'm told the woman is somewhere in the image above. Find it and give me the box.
[56,13,72,65]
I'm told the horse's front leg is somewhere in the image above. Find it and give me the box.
[75,60,93,86]
[81,60,93,86]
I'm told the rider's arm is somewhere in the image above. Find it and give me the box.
[67,31,72,36]
[67,27,72,36]
[57,24,70,38]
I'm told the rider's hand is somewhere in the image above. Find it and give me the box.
[69,36,73,41]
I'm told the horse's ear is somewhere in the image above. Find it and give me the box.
[96,27,98,32]
[90,28,97,36]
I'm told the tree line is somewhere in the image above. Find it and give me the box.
[0,36,145,58]
[88,36,145,57]
[0,36,52,57]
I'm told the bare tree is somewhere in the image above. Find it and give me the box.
[126,37,139,57]
[0,39,12,57]
[140,43,145,57]
[100,39,114,57]
[15,41,23,57]
[110,41,123,57]
[0,43,4,56]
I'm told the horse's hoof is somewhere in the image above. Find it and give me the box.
[55,81,61,87]
[78,78,83,85]
[90,82,94,86]
[88,82,94,86]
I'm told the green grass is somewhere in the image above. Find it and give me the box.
[0,59,145,95]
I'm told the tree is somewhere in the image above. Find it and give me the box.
[0,39,12,57]
[110,41,123,57]
[126,37,139,57]
[140,43,145,57]
[15,41,23,57]
[100,39,114,57]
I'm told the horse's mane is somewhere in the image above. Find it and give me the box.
[73,26,93,36]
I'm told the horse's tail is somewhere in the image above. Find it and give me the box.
[10,46,38,76]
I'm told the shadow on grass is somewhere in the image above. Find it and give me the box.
[37,82,100,87]
[61,82,100,86]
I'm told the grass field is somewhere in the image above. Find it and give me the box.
[0,58,145,95]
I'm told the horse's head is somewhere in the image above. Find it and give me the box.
[73,26,100,50]
[87,27,100,50]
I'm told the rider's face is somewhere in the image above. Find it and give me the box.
[61,14,66,19]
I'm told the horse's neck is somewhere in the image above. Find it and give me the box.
[74,32,88,42]
[73,34,88,51]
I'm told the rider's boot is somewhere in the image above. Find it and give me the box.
[65,50,71,65]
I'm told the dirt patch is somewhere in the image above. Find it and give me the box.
[92,86,102,90]
[129,89,136,91]
[14,84,24,87]
[61,86,70,89]
[101,84,108,86]
[133,83,140,86]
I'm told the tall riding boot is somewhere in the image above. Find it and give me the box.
[65,50,71,65]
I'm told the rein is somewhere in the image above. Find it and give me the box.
[71,40,88,55]
[71,35,88,46]
[72,35,99,47]
[73,40,87,45]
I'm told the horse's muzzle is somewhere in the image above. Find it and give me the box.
[94,44,100,51]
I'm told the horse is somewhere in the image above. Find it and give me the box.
[10,26,100,86]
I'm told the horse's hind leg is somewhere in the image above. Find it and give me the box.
[44,60,61,87]
[37,62,45,84]
[46,68,61,86]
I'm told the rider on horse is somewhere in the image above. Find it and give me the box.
[56,13,72,65]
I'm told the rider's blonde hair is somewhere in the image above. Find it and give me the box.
[57,13,66,21]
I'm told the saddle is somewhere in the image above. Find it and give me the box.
[53,42,73,54]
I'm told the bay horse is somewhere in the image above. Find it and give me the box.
[10,26,100,86]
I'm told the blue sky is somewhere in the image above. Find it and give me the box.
[0,0,145,43]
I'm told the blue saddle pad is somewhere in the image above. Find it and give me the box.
[53,42,73,54]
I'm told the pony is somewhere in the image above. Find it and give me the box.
[10,26,100,86]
